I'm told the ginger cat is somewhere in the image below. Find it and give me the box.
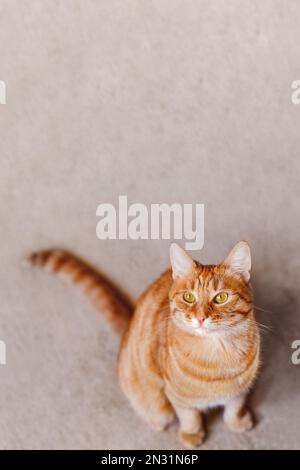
[28,241,260,448]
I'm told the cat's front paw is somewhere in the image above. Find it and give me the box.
[226,410,254,433]
[179,430,206,448]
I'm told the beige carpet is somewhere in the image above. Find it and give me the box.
[1,0,300,449]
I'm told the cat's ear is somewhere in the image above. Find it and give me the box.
[170,243,194,279]
[223,241,251,282]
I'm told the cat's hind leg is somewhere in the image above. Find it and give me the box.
[145,393,176,432]
[119,367,175,432]
[128,387,176,432]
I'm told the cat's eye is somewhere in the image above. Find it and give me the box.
[183,291,196,303]
[213,292,229,304]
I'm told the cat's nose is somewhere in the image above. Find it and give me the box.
[198,316,205,325]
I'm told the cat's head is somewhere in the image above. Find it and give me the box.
[169,241,253,336]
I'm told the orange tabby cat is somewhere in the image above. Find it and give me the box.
[28,241,260,448]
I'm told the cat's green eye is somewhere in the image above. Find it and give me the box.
[213,292,229,304]
[183,291,196,303]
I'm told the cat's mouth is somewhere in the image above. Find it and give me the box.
[172,310,214,334]
[172,309,237,336]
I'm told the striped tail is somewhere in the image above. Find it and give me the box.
[27,249,133,335]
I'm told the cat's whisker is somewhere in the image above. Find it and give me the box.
[249,318,274,334]
[254,305,274,314]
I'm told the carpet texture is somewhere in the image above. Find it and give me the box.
[0,0,300,449]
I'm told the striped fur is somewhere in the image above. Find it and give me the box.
[28,242,260,448]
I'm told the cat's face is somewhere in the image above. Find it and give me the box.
[169,242,252,337]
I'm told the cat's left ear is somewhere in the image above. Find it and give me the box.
[223,241,251,282]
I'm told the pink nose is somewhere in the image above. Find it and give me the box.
[198,316,205,325]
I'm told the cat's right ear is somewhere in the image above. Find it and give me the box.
[170,243,194,279]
